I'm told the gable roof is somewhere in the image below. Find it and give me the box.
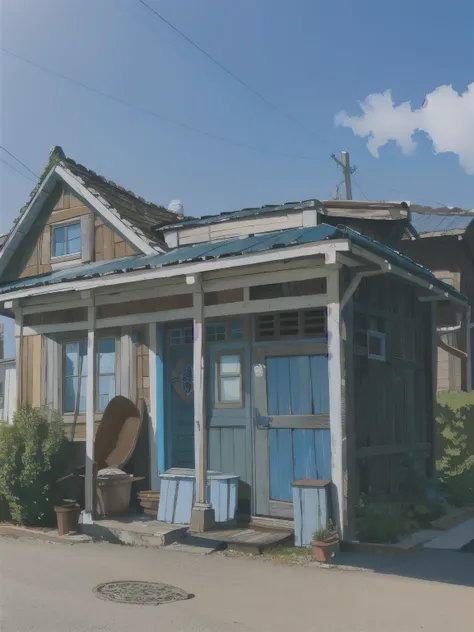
[0,223,465,305]
[0,146,183,277]
[411,205,474,237]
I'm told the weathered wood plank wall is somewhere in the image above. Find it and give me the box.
[353,275,433,496]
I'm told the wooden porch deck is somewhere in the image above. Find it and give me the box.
[196,526,293,554]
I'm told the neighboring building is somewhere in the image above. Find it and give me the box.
[401,206,474,392]
[0,148,467,540]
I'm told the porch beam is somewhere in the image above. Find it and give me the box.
[326,265,346,539]
[83,305,96,524]
[204,293,328,319]
[189,274,215,532]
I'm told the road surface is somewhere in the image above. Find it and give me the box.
[1,536,473,631]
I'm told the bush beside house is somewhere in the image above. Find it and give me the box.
[0,407,71,526]
[436,391,474,507]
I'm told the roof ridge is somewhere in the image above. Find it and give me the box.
[61,154,169,214]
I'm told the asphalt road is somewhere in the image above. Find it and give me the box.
[1,536,473,632]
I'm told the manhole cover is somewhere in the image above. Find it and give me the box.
[93,581,193,606]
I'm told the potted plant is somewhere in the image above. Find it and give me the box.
[312,521,339,562]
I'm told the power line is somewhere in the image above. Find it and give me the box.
[0,146,39,179]
[387,187,449,208]
[0,46,323,163]
[0,156,37,182]
[352,175,370,201]
[139,0,330,151]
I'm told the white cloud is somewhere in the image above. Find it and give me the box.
[335,84,474,174]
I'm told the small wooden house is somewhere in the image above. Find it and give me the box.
[0,148,468,540]
[401,206,474,392]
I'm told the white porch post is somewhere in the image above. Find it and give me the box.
[326,264,345,539]
[83,305,96,523]
[189,273,215,532]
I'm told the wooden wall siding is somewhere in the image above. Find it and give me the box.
[97,294,192,319]
[269,429,331,502]
[176,211,304,246]
[207,339,252,512]
[94,216,137,261]
[19,335,42,407]
[352,275,433,496]
[136,340,150,409]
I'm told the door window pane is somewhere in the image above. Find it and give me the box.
[217,353,242,406]
[220,376,241,402]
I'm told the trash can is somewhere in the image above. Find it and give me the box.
[95,468,144,518]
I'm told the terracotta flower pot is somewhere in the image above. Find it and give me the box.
[54,502,80,536]
[312,537,339,563]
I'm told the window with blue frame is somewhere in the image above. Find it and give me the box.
[63,338,116,413]
[266,355,329,416]
[53,222,81,257]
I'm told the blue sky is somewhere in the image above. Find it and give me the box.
[0,0,473,355]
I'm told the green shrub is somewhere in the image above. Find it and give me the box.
[356,497,411,543]
[0,407,71,526]
[436,391,474,507]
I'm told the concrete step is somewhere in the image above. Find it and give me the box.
[80,515,187,548]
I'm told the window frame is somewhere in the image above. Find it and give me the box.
[215,349,244,409]
[51,220,82,260]
[367,329,387,362]
[61,334,118,416]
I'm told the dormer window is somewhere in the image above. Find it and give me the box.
[52,222,81,258]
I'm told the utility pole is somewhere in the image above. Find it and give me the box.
[331,151,353,200]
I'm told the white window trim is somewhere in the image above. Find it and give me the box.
[367,330,386,362]
[51,219,82,260]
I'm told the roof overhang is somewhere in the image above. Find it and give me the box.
[0,238,351,304]
[0,234,466,310]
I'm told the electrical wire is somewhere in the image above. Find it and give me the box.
[139,0,330,151]
[0,46,323,163]
[0,146,39,179]
[352,175,370,201]
[0,156,37,182]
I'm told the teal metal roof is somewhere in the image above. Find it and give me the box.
[0,224,465,302]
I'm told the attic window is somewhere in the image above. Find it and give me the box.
[53,222,81,257]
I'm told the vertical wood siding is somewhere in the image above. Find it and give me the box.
[20,335,42,407]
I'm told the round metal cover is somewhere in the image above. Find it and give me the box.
[93,581,193,606]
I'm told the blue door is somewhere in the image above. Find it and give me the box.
[253,347,331,518]
[164,324,195,469]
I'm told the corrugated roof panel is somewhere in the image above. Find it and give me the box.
[0,223,465,303]
[411,212,474,235]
